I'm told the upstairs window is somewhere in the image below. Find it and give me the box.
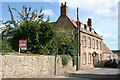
[83,36,86,47]
[100,41,101,49]
[96,40,98,49]
[93,39,95,48]
[88,38,91,48]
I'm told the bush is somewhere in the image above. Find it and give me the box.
[1,39,14,53]
[61,54,70,66]
[11,20,56,54]
[56,28,77,56]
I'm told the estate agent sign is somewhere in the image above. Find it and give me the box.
[19,40,27,53]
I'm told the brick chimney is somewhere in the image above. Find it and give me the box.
[87,18,92,27]
[60,2,68,16]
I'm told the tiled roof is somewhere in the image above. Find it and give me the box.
[102,42,113,54]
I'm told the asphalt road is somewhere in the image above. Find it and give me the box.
[1,68,120,80]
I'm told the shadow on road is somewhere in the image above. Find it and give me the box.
[67,73,119,80]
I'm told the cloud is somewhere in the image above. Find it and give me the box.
[42,9,54,16]
[95,29,114,38]
[104,40,107,44]
[58,0,119,20]
[109,41,118,45]
[114,35,118,39]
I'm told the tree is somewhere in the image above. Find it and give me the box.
[10,20,56,54]
[56,28,77,56]
[55,28,77,65]
[2,5,49,39]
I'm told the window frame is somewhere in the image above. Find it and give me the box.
[100,41,101,50]
[88,53,91,64]
[83,36,86,47]
[96,40,98,49]
[88,38,91,48]
[83,53,86,65]
[92,39,95,49]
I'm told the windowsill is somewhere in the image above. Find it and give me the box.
[83,46,86,48]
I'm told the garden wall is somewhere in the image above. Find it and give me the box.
[0,53,76,78]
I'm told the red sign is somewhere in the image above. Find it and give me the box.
[19,40,27,50]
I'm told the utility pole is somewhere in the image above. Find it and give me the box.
[77,7,80,70]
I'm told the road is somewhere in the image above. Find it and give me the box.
[2,68,120,80]
[52,68,120,80]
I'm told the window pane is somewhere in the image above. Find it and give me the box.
[88,54,91,63]
[83,54,86,64]
[100,41,101,49]
[88,38,91,47]
[96,40,98,49]
[93,39,95,48]
[83,36,86,46]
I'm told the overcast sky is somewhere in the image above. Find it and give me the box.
[0,0,119,50]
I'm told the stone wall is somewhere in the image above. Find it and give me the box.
[0,54,76,78]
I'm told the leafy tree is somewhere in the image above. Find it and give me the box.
[2,5,49,39]
[56,28,77,56]
[11,20,56,54]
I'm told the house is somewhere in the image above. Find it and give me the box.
[52,2,117,69]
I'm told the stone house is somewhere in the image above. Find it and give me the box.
[52,2,117,69]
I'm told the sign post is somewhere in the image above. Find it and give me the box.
[19,40,27,53]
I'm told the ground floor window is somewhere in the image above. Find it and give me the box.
[107,56,111,60]
[83,53,86,65]
[96,54,99,63]
[100,54,102,62]
[88,53,91,63]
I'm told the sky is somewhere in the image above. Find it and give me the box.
[0,0,119,50]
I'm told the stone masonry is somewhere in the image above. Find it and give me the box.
[0,54,76,78]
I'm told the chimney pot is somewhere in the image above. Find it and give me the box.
[65,2,66,6]
[61,3,63,6]
[60,2,68,16]
[87,18,92,27]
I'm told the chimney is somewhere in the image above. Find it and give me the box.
[60,2,68,16]
[87,18,92,27]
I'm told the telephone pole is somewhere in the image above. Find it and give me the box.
[77,7,80,70]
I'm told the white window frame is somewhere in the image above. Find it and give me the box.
[96,40,98,49]
[96,54,99,63]
[88,53,91,63]
[93,39,95,48]
[88,38,91,48]
[83,53,86,64]
[100,41,101,49]
[100,54,102,62]
[83,36,86,47]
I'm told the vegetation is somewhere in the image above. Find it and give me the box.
[10,20,56,54]
[2,5,49,39]
[56,28,77,65]
[1,5,78,66]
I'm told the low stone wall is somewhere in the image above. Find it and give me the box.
[0,54,76,78]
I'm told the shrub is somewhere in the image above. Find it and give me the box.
[61,54,70,66]
[1,39,13,53]
[11,20,56,54]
